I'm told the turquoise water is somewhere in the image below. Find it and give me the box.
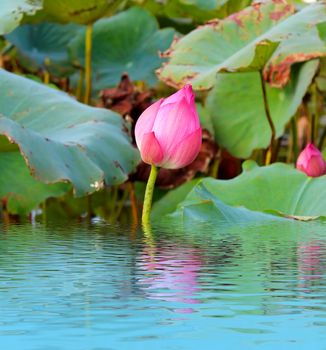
[0,221,325,349]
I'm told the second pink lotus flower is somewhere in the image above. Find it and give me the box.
[135,85,202,169]
[296,143,326,177]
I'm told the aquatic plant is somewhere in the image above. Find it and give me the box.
[0,0,325,224]
[135,85,202,223]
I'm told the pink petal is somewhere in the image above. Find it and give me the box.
[135,99,163,149]
[304,156,326,177]
[139,131,164,166]
[163,128,202,169]
[153,97,200,155]
[161,84,194,107]
[296,143,326,177]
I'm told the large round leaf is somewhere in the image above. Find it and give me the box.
[132,0,251,23]
[158,1,326,90]
[0,151,69,215]
[0,69,140,196]
[29,0,124,25]
[205,60,319,158]
[0,0,42,35]
[153,162,326,223]
[6,22,82,77]
[69,7,175,91]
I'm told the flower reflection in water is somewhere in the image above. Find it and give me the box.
[297,241,325,291]
[137,241,202,311]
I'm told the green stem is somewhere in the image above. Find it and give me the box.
[42,200,47,224]
[110,187,129,224]
[84,24,93,105]
[260,70,276,165]
[43,70,50,85]
[291,116,298,162]
[311,83,318,145]
[318,126,326,150]
[142,165,158,225]
[209,149,221,178]
[76,69,84,101]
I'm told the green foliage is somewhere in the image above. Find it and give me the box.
[205,60,318,157]
[0,152,69,215]
[131,0,251,23]
[158,1,326,90]
[0,69,139,197]
[153,162,326,224]
[69,7,175,90]
[7,22,82,77]
[0,0,42,35]
[26,0,126,25]
[1,0,326,221]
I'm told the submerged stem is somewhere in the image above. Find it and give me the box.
[84,24,93,105]
[142,165,158,225]
[43,70,50,85]
[129,182,139,226]
[76,69,84,101]
[260,70,276,165]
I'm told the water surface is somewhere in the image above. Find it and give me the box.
[0,220,325,349]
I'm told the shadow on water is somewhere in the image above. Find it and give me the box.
[0,219,325,349]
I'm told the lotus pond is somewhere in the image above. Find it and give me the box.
[0,221,326,349]
[1,0,326,349]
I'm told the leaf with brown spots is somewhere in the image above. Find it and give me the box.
[158,1,326,90]
[26,0,124,25]
[0,69,140,196]
[0,0,42,35]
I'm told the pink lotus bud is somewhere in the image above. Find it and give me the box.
[296,143,326,177]
[135,85,202,169]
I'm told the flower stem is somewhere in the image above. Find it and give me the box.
[84,24,93,105]
[142,165,158,225]
[260,70,276,165]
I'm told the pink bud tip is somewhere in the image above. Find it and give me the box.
[296,143,326,177]
[135,85,202,169]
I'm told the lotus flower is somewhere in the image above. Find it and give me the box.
[296,143,326,177]
[135,85,202,169]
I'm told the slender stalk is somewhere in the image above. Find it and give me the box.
[318,126,326,150]
[291,117,298,162]
[43,70,50,85]
[84,24,93,105]
[310,83,319,145]
[42,200,47,223]
[128,182,139,226]
[210,149,221,178]
[76,69,84,101]
[110,187,129,224]
[87,195,92,219]
[260,70,276,165]
[142,165,158,225]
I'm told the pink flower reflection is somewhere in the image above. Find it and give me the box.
[297,241,325,290]
[137,245,202,308]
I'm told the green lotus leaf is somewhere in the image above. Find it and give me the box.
[6,22,82,77]
[69,7,175,91]
[0,151,69,216]
[151,179,200,221]
[0,69,140,196]
[152,162,326,224]
[131,0,251,23]
[158,1,326,90]
[205,60,319,158]
[0,0,43,35]
[28,0,125,25]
